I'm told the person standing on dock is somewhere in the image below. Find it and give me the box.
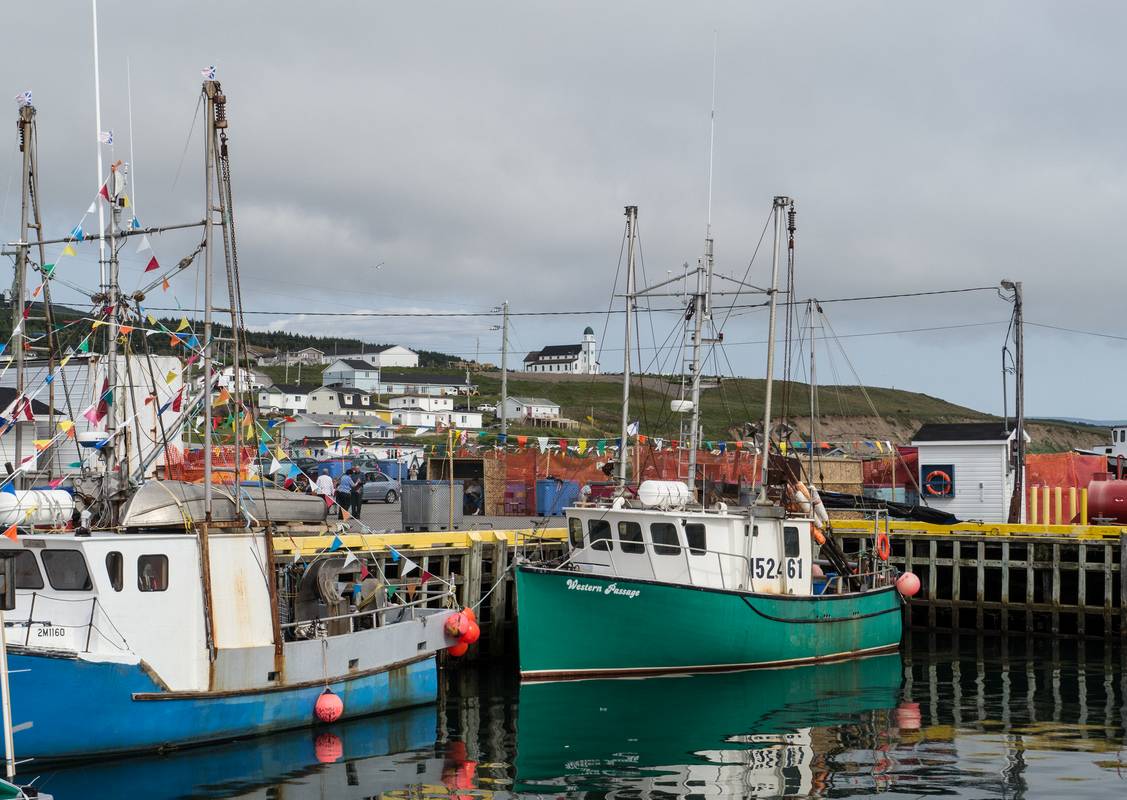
[314,468,335,506]
[349,467,364,519]
[337,469,356,520]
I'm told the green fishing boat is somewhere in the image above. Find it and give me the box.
[514,199,911,679]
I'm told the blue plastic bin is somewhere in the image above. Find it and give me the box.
[536,479,581,516]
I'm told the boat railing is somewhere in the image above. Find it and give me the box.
[8,592,130,653]
[280,586,455,637]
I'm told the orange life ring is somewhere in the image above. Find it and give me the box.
[876,531,891,561]
[924,469,952,496]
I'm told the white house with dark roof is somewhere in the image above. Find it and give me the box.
[335,345,419,369]
[388,395,453,412]
[307,386,392,420]
[322,359,381,392]
[911,422,1030,523]
[257,383,309,414]
[503,396,561,420]
[524,327,599,374]
[377,372,474,397]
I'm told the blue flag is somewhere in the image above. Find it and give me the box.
[389,547,400,563]
[71,225,84,242]
[1,482,15,495]
[328,535,343,552]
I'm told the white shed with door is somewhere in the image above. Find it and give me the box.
[911,423,1028,523]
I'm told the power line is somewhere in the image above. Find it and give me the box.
[143,284,1000,319]
[1026,320,1127,342]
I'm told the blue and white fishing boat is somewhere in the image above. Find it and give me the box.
[0,77,458,763]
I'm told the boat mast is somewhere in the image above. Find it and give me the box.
[619,205,638,486]
[808,298,817,485]
[686,38,719,498]
[13,105,33,490]
[203,83,217,518]
[757,196,789,502]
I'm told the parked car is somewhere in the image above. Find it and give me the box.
[360,471,401,504]
[476,403,496,413]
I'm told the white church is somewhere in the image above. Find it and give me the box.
[523,327,600,374]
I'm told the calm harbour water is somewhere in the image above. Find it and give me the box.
[18,634,1127,799]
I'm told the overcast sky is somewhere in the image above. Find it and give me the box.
[3,2,1126,420]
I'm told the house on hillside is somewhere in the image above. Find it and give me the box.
[322,359,381,392]
[335,346,420,369]
[307,386,391,420]
[282,347,325,367]
[388,395,453,412]
[524,327,599,374]
[213,365,272,392]
[258,384,309,414]
[378,372,474,397]
[246,344,277,365]
[503,396,561,421]
[911,422,1030,523]
[284,414,393,444]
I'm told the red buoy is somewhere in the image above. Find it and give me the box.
[314,689,344,723]
[460,620,480,644]
[896,571,921,598]
[315,732,343,762]
[444,612,465,638]
[448,641,469,657]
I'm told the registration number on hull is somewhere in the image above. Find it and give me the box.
[752,557,803,580]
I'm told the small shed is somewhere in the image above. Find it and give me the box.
[910,423,1028,523]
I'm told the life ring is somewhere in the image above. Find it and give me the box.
[876,531,891,561]
[924,470,952,496]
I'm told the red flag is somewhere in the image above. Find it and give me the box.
[359,563,369,580]
[48,477,65,489]
[2,524,16,542]
[558,438,567,450]
[324,495,335,508]
[99,183,109,201]
[21,307,29,320]
[171,388,183,413]
[145,256,159,272]
[420,571,432,584]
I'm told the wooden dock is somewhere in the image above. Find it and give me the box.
[833,520,1127,638]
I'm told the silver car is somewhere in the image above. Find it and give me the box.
[360,471,401,504]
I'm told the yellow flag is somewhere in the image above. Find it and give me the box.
[146,313,157,326]
[62,244,77,257]
[59,355,70,367]
[91,320,107,328]
[33,439,51,452]
[165,370,177,384]
[57,420,74,432]
[275,446,286,461]
[122,194,130,208]
[578,438,588,454]
[176,318,190,332]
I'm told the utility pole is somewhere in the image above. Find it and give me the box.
[1004,280,1025,523]
[619,206,638,485]
[757,196,790,503]
[499,300,509,436]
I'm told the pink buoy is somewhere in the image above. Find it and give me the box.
[460,620,480,645]
[444,612,465,638]
[314,732,344,763]
[896,571,921,598]
[314,688,344,723]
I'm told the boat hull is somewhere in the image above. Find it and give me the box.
[4,649,437,761]
[515,565,903,678]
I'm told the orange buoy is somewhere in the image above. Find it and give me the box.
[460,620,480,644]
[462,607,477,623]
[448,640,469,657]
[444,612,465,638]
[314,689,344,723]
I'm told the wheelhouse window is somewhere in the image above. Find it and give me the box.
[13,551,43,590]
[568,517,584,548]
[41,550,93,591]
[138,555,169,592]
[106,552,124,592]
[617,521,644,554]
[650,523,681,556]
[588,519,613,551]
[684,523,708,556]
[783,526,801,558]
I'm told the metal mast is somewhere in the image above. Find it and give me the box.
[202,83,218,517]
[808,299,817,485]
[1005,280,1025,523]
[499,300,509,437]
[686,36,719,498]
[12,105,34,489]
[619,206,638,485]
[757,196,790,502]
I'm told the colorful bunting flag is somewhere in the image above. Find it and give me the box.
[328,535,343,552]
[176,318,190,332]
[62,244,77,257]
[145,256,159,272]
[2,524,16,542]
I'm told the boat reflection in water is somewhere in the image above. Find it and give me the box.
[515,653,906,797]
[16,703,458,800]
